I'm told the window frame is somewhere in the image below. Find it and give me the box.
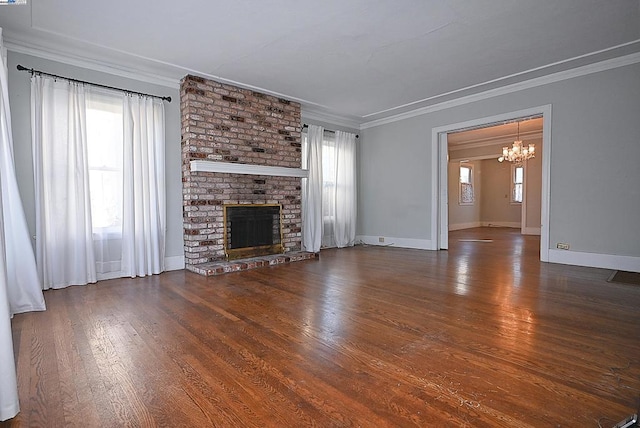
[511,164,524,204]
[458,162,474,206]
[86,91,125,236]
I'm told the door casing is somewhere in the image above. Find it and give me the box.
[430,105,552,261]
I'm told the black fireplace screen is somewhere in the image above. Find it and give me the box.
[223,204,283,260]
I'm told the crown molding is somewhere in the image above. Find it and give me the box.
[6,25,639,130]
[4,30,182,89]
[5,28,364,129]
[301,107,362,131]
[362,39,640,122]
[361,50,640,130]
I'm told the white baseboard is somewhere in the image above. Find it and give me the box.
[165,255,185,271]
[548,249,640,273]
[522,227,541,235]
[449,221,482,231]
[481,221,521,228]
[357,235,432,250]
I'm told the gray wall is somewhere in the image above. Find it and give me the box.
[358,118,431,239]
[7,51,184,261]
[10,51,640,262]
[359,62,640,258]
[479,160,521,225]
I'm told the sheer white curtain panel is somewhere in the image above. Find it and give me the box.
[0,188,18,421]
[301,124,323,253]
[320,132,336,247]
[86,89,124,276]
[1,26,31,421]
[32,79,167,286]
[332,130,357,248]
[0,31,45,313]
[121,95,165,277]
[31,75,96,289]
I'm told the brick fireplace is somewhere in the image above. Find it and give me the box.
[180,75,312,275]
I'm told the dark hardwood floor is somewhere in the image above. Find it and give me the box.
[3,227,639,427]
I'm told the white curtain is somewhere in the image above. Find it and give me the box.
[2,27,48,421]
[31,78,166,288]
[87,89,125,276]
[32,76,97,289]
[121,95,165,277]
[1,33,45,314]
[331,130,357,248]
[301,124,323,253]
[302,126,358,251]
[0,27,19,422]
[0,182,18,421]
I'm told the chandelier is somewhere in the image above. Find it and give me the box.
[498,121,535,165]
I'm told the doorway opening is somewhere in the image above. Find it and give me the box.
[430,105,552,262]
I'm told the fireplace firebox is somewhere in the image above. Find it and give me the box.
[223,204,284,260]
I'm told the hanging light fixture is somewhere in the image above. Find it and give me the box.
[498,121,535,165]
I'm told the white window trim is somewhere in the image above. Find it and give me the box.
[459,162,474,206]
[511,164,524,204]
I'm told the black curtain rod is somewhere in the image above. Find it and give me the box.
[302,124,358,139]
[16,64,172,102]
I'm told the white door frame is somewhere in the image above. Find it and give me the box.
[438,132,449,249]
[520,163,528,235]
[430,105,552,261]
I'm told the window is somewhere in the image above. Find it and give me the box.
[459,163,474,205]
[31,75,166,286]
[86,93,124,234]
[302,132,339,244]
[511,165,524,203]
[301,127,357,249]
[321,134,337,208]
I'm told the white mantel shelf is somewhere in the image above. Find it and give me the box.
[190,160,309,178]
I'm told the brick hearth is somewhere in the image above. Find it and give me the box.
[187,252,319,276]
[180,75,312,275]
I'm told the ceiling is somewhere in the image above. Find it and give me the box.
[1,1,639,126]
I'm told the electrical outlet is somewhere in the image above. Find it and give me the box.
[378,237,385,243]
[556,243,570,250]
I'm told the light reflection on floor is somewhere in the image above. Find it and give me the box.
[449,227,539,353]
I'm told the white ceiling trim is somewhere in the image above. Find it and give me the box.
[300,110,361,131]
[6,31,363,129]
[7,31,362,130]
[4,30,350,117]
[6,27,640,131]
[362,39,640,120]
[4,34,181,89]
[361,50,640,130]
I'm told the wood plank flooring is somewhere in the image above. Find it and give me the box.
[3,227,640,427]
